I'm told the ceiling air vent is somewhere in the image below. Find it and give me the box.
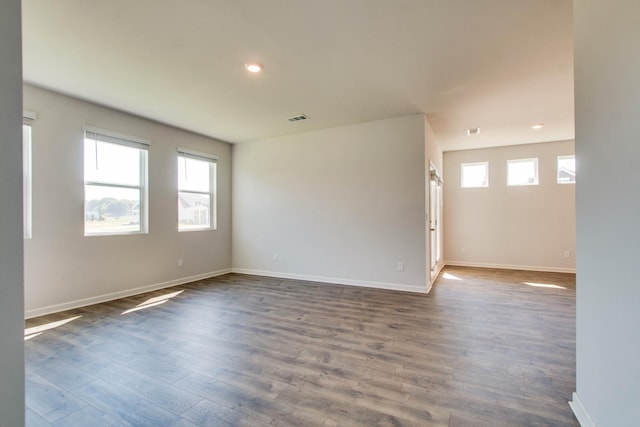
[467,127,480,136]
[288,114,309,122]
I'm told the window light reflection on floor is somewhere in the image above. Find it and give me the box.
[121,290,184,315]
[523,282,567,290]
[24,315,82,340]
[442,272,462,281]
[24,332,42,341]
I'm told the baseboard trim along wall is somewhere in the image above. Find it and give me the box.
[569,392,596,427]
[444,261,576,274]
[428,262,445,292]
[24,268,232,319]
[232,268,428,294]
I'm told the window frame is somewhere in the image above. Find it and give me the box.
[83,126,149,237]
[22,118,33,239]
[557,154,576,184]
[177,148,217,232]
[460,161,489,188]
[507,157,539,186]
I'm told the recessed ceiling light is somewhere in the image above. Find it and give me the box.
[467,128,480,136]
[531,123,544,130]
[245,63,263,73]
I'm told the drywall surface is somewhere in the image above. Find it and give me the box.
[443,140,575,272]
[425,116,443,173]
[425,117,444,282]
[0,0,25,424]
[573,0,640,425]
[232,115,428,291]
[23,85,232,315]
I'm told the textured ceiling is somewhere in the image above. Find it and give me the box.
[22,0,574,150]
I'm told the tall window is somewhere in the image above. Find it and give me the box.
[178,148,217,231]
[461,162,489,188]
[507,158,538,186]
[557,155,576,184]
[83,127,149,236]
[23,123,33,239]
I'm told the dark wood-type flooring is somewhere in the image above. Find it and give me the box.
[24,267,578,426]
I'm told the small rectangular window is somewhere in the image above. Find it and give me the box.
[557,155,576,184]
[83,127,149,236]
[23,123,32,239]
[507,158,538,186]
[461,162,489,188]
[178,148,217,231]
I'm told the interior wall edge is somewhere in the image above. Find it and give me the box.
[0,0,25,423]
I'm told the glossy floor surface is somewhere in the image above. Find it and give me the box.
[25,267,578,426]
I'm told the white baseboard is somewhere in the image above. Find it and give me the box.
[428,262,445,292]
[569,392,597,427]
[444,260,576,274]
[232,268,428,294]
[25,268,232,319]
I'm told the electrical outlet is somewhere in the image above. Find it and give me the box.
[563,250,571,259]
[178,258,184,267]
[397,262,405,272]
[273,253,278,262]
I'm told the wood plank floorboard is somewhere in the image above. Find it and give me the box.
[25,266,578,426]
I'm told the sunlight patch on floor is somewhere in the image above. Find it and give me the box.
[523,282,567,290]
[24,315,82,339]
[24,332,42,341]
[121,290,184,314]
[442,272,462,281]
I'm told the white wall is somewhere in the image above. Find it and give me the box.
[443,140,576,272]
[425,116,443,173]
[0,0,25,424]
[572,1,640,425]
[23,85,232,316]
[232,114,429,292]
[425,117,444,282]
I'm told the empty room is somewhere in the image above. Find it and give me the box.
[1,1,639,426]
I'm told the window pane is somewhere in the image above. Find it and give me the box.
[85,185,141,234]
[178,157,210,192]
[178,192,211,230]
[461,163,488,188]
[84,139,140,186]
[508,159,538,186]
[557,155,576,184]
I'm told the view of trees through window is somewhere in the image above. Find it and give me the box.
[84,195,139,222]
[84,133,147,235]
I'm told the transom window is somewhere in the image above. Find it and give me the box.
[507,158,539,186]
[178,148,217,231]
[83,127,149,236]
[461,162,489,188]
[557,155,576,184]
